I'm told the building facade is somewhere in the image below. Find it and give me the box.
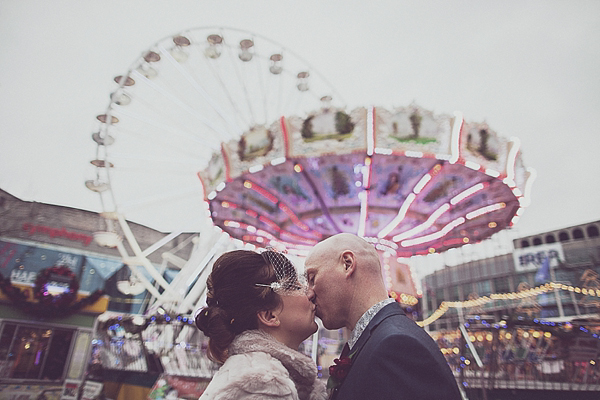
[423,220,600,331]
[0,189,194,397]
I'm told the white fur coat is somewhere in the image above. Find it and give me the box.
[199,330,327,400]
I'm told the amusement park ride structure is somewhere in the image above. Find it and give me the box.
[85,27,535,316]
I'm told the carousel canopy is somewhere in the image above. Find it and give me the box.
[201,104,533,257]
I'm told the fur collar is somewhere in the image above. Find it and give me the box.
[229,330,327,400]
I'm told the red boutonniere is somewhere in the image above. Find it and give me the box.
[327,354,353,391]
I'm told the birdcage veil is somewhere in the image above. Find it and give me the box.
[255,247,307,296]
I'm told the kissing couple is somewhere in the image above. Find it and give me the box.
[196,233,461,400]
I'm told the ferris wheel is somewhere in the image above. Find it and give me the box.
[85,27,343,314]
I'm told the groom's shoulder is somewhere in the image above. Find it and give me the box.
[372,303,412,329]
[371,305,433,341]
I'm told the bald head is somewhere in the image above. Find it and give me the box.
[305,233,389,330]
[309,233,381,276]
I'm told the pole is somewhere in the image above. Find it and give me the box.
[549,267,564,318]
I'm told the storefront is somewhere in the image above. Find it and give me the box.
[0,189,184,399]
[0,235,110,399]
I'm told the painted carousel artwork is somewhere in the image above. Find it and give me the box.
[201,104,534,257]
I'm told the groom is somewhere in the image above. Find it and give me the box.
[304,233,461,400]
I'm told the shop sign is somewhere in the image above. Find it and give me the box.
[1,239,83,286]
[10,266,77,288]
[512,243,564,273]
[22,223,93,246]
[10,269,38,285]
[61,379,103,400]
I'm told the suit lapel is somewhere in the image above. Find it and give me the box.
[349,302,405,360]
[331,303,404,399]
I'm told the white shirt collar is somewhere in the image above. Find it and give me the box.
[348,298,396,350]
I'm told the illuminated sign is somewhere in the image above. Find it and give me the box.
[22,223,93,246]
[512,243,564,273]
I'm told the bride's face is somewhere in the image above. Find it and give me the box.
[275,290,318,345]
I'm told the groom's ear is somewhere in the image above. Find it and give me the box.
[257,309,280,328]
[342,251,356,277]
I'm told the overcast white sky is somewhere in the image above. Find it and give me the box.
[1,0,599,244]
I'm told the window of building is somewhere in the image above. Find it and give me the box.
[520,239,530,248]
[480,260,490,277]
[462,283,473,300]
[435,289,445,307]
[587,225,599,238]
[0,322,75,381]
[515,273,534,288]
[545,234,556,244]
[427,297,435,313]
[451,268,460,283]
[533,237,542,246]
[476,280,492,296]
[493,276,510,293]
[449,285,460,302]
[558,231,570,242]
[573,228,584,240]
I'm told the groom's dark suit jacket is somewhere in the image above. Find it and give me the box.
[333,302,461,400]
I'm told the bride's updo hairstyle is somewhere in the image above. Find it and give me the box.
[195,249,283,363]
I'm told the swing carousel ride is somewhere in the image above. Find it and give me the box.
[86,27,535,314]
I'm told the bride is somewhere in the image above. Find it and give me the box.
[195,249,326,400]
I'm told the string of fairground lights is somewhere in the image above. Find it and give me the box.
[417,282,600,327]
